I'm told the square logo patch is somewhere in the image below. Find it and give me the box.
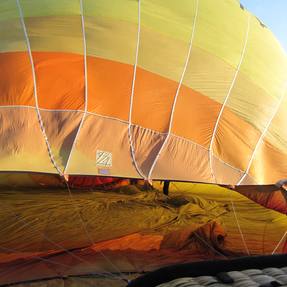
[96,150,112,167]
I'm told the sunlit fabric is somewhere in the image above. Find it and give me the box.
[0,0,286,185]
[0,0,287,286]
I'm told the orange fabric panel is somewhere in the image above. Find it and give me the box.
[211,156,244,184]
[172,85,222,147]
[91,233,162,252]
[1,51,285,183]
[132,68,178,132]
[249,139,287,184]
[152,134,212,182]
[213,108,262,172]
[131,125,166,177]
[65,113,139,178]
[87,56,133,120]
[0,52,35,106]
[0,107,56,173]
[33,52,85,110]
[39,110,82,170]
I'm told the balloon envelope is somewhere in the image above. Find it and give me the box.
[0,0,286,286]
[0,0,286,185]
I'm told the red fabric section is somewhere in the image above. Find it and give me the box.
[235,186,287,215]
[68,176,122,189]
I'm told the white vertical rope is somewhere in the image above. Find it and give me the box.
[16,0,63,176]
[237,82,287,185]
[127,0,146,179]
[205,13,251,256]
[208,14,251,183]
[63,0,88,174]
[229,194,250,255]
[147,0,199,181]
[272,230,287,254]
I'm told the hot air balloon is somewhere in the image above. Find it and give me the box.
[0,0,286,286]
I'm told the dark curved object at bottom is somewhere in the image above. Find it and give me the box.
[127,254,287,287]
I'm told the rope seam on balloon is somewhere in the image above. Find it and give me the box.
[208,13,251,184]
[16,0,63,177]
[229,194,250,255]
[147,0,199,181]
[0,105,130,124]
[127,0,146,179]
[63,0,88,175]
[236,82,287,185]
[272,230,287,254]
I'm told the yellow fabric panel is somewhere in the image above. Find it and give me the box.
[240,16,287,98]
[85,15,191,80]
[226,71,277,133]
[23,16,83,54]
[0,15,135,59]
[183,47,236,104]
[84,0,138,23]
[20,0,80,17]
[0,18,27,52]
[194,0,248,68]
[263,90,287,155]
[137,25,189,82]
[84,0,195,43]
[19,0,82,54]
[0,1,20,21]
[140,0,197,42]
[85,16,137,64]
[0,1,26,52]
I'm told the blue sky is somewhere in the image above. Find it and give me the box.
[240,0,287,53]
